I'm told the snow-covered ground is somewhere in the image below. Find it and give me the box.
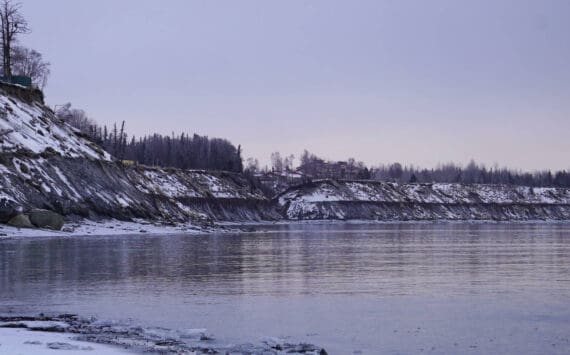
[137,168,263,200]
[278,180,570,220]
[0,94,110,161]
[3,218,568,240]
[0,316,325,354]
[0,219,213,238]
[0,327,130,355]
[280,180,570,205]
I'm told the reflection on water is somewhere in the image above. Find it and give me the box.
[1,223,570,353]
[2,223,570,299]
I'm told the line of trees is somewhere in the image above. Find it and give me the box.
[57,102,570,186]
[259,149,570,188]
[373,161,569,188]
[56,103,243,172]
[121,134,243,172]
[54,102,570,187]
[373,161,570,187]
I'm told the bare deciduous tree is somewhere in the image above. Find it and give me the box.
[0,0,29,80]
[56,103,97,132]
[270,152,284,172]
[283,154,295,172]
[11,45,50,88]
[246,157,260,173]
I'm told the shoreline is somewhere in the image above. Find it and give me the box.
[2,218,570,239]
[0,314,326,355]
[0,327,131,355]
[218,218,570,226]
[0,219,215,239]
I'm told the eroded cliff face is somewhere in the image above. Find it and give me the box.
[0,158,277,224]
[0,83,277,226]
[277,180,570,221]
[2,83,570,227]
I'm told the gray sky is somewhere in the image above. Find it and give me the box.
[21,0,570,170]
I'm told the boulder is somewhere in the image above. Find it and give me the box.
[0,198,18,223]
[29,209,65,230]
[7,214,33,228]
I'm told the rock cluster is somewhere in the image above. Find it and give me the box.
[4,207,64,230]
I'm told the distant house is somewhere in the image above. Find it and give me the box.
[298,159,367,180]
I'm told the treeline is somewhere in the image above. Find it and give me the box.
[122,134,243,172]
[265,150,570,188]
[373,161,570,188]
[58,101,569,187]
[56,103,243,172]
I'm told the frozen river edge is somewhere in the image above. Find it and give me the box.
[0,218,225,238]
[3,218,570,239]
[0,315,327,355]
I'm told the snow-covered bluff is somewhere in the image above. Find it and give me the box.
[3,82,570,228]
[0,83,277,227]
[277,180,570,221]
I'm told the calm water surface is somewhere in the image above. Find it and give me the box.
[1,223,570,354]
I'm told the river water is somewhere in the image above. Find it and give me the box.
[1,223,570,354]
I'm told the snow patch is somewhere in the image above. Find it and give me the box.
[0,94,111,160]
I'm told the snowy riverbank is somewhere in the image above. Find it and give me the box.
[0,315,326,355]
[0,219,218,239]
[0,327,130,355]
[3,218,570,239]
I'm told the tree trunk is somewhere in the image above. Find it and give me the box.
[2,16,10,80]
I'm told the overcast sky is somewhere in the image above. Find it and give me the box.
[21,0,570,170]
